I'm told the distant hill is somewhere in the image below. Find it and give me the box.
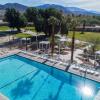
[0,3,28,19]
[0,3,27,12]
[37,4,100,15]
[0,3,100,16]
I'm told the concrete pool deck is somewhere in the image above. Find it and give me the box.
[0,49,20,58]
[0,93,9,100]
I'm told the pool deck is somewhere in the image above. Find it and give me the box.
[68,66,100,83]
[0,49,20,59]
[0,93,9,100]
[0,49,100,83]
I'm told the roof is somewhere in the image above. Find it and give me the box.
[95,51,100,54]
[39,41,50,44]
[20,38,31,40]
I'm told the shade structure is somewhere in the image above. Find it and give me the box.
[39,41,50,50]
[59,36,67,42]
[20,38,31,41]
[95,51,100,55]
[20,38,31,45]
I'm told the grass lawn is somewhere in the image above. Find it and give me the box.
[15,33,33,38]
[0,26,36,32]
[68,31,100,50]
[68,31,100,41]
[0,26,10,31]
[24,26,36,32]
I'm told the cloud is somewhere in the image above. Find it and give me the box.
[65,0,100,11]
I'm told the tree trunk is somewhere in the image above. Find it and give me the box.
[81,21,86,34]
[36,32,39,50]
[26,38,28,51]
[92,45,95,55]
[8,33,11,50]
[17,27,21,32]
[51,26,55,57]
[71,30,75,63]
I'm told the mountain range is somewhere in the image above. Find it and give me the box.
[0,3,100,15]
[0,3,27,12]
[37,4,100,15]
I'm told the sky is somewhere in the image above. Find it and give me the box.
[0,0,100,12]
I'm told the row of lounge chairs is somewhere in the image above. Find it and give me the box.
[0,48,10,57]
[20,50,70,68]
[71,64,99,76]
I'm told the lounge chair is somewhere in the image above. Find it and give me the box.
[94,71,99,76]
[86,69,95,74]
[71,65,79,70]
[79,67,86,72]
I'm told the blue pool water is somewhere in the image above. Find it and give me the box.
[0,55,100,100]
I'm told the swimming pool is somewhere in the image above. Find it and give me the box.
[0,54,100,100]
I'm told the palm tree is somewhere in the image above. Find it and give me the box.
[70,18,79,63]
[48,16,60,57]
[60,15,69,36]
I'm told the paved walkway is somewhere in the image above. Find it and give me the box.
[0,93,9,100]
[0,49,20,58]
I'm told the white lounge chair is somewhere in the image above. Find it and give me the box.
[94,71,99,76]
[79,67,86,72]
[71,65,79,70]
[87,69,95,74]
